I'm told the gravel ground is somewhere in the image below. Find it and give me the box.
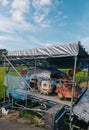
[0,119,47,130]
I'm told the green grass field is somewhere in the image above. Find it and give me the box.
[0,67,5,99]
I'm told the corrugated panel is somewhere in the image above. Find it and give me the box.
[73,88,89,122]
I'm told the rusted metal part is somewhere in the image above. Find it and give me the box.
[73,88,89,123]
[45,103,65,130]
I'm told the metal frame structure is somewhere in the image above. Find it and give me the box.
[2,42,89,130]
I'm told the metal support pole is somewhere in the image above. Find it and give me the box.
[69,56,77,130]
[35,59,37,71]
[34,59,37,89]
[3,57,6,105]
[86,65,89,88]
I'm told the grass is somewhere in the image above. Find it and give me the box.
[61,68,88,81]
[20,110,44,127]
[8,66,29,76]
[0,67,5,99]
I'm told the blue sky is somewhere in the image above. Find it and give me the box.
[0,0,89,52]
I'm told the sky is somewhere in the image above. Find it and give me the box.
[0,0,89,52]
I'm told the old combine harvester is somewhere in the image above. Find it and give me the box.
[1,42,89,130]
[20,66,81,99]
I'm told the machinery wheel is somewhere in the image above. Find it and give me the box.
[37,80,52,95]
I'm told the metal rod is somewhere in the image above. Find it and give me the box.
[3,58,6,105]
[55,110,66,123]
[86,65,89,88]
[14,102,46,112]
[69,56,77,130]
[3,54,33,92]
[65,122,80,129]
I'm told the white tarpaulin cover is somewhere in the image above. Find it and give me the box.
[6,42,89,68]
[7,42,88,58]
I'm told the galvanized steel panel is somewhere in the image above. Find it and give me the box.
[73,89,89,122]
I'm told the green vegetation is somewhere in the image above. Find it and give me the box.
[8,66,29,76]
[61,68,88,81]
[0,67,5,99]
[20,110,44,127]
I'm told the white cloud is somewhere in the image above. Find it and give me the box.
[40,21,50,28]
[44,43,52,47]
[32,0,51,24]
[62,15,68,19]
[27,35,60,48]
[0,0,69,51]
[32,0,51,10]
[1,0,9,6]
[0,35,28,50]
[33,12,46,23]
[0,35,11,40]
[26,35,52,47]
[0,43,6,49]
[11,10,25,23]
[39,0,51,6]
[0,35,21,41]
[10,0,30,23]
[0,14,35,34]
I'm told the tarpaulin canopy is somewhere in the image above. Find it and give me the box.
[7,42,88,59]
[5,42,89,68]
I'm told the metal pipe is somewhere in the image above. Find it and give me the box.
[14,102,46,112]
[69,56,77,130]
[55,110,66,123]
[86,65,89,88]
[3,57,6,105]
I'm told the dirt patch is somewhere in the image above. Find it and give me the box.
[0,119,47,130]
[0,110,46,130]
[0,110,19,120]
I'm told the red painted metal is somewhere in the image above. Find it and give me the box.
[56,80,81,99]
